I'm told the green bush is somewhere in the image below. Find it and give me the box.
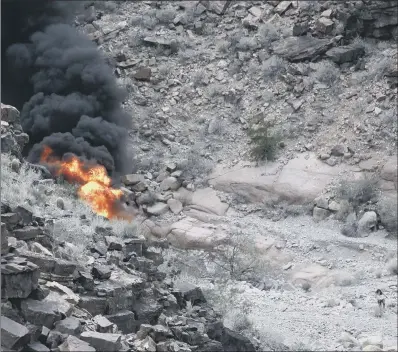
[248,122,281,162]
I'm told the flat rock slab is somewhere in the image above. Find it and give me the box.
[80,331,122,352]
[1,256,39,299]
[21,292,73,329]
[168,217,228,250]
[1,316,31,350]
[190,187,229,216]
[272,36,334,62]
[209,154,352,204]
[58,335,96,352]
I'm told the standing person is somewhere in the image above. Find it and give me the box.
[376,289,386,311]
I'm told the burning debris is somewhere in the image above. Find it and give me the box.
[40,146,133,221]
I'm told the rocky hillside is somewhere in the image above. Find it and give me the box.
[1,1,397,351]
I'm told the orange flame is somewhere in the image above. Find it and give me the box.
[40,146,132,221]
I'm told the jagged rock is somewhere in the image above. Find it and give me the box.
[31,242,53,256]
[136,324,173,343]
[159,176,181,192]
[2,212,20,228]
[156,339,192,352]
[143,247,163,266]
[325,45,365,64]
[77,271,95,291]
[1,103,20,123]
[122,174,144,186]
[147,203,169,216]
[105,236,124,251]
[54,317,82,335]
[172,282,206,307]
[132,181,148,192]
[220,328,256,352]
[80,331,122,352]
[274,1,292,15]
[1,222,9,254]
[293,21,310,36]
[143,36,173,47]
[93,315,114,333]
[47,330,67,349]
[316,17,334,34]
[313,206,331,222]
[46,281,79,304]
[358,211,378,235]
[106,310,136,334]
[124,236,145,257]
[19,251,76,278]
[21,292,73,328]
[1,256,39,299]
[133,67,152,81]
[26,341,51,352]
[13,205,33,225]
[272,36,334,62]
[197,340,224,352]
[134,335,157,352]
[170,322,208,346]
[1,316,31,351]
[13,226,43,241]
[78,296,108,316]
[132,298,163,325]
[92,264,112,280]
[58,336,96,352]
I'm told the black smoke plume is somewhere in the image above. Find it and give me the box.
[1,0,131,174]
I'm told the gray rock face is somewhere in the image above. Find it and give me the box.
[1,255,39,299]
[313,206,331,222]
[172,281,206,307]
[106,310,136,334]
[21,293,73,329]
[272,36,334,62]
[58,336,96,352]
[80,331,122,352]
[54,317,82,336]
[13,226,43,241]
[358,211,378,235]
[1,222,9,254]
[1,316,31,351]
[26,341,51,352]
[325,45,365,64]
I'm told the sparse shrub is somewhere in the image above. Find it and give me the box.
[301,281,311,292]
[261,55,287,81]
[257,23,280,49]
[386,258,398,275]
[377,197,397,236]
[205,230,269,281]
[335,177,379,211]
[312,61,340,86]
[156,8,176,24]
[11,158,21,173]
[335,272,356,286]
[228,311,253,333]
[369,56,394,80]
[375,269,382,278]
[341,215,358,237]
[56,197,65,210]
[248,121,281,162]
[179,146,214,183]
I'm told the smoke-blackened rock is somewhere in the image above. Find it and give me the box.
[1,1,132,174]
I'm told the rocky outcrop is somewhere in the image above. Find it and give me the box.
[1,103,29,160]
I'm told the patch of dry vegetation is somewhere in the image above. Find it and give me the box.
[1,153,138,260]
